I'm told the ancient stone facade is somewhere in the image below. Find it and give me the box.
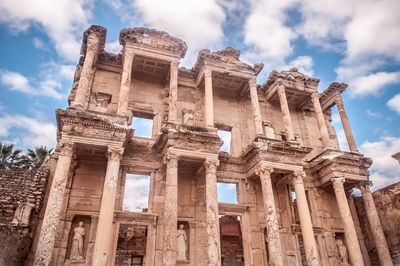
[30,25,396,265]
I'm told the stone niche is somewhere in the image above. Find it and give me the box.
[65,215,92,265]
[176,221,190,264]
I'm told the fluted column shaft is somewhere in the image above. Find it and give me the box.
[332,178,364,266]
[168,61,179,122]
[249,77,264,135]
[204,69,214,127]
[117,49,134,116]
[162,154,178,266]
[277,86,295,141]
[93,147,124,266]
[292,171,320,265]
[34,143,74,265]
[311,93,331,148]
[359,183,393,266]
[73,33,100,108]
[205,159,221,266]
[256,167,283,266]
[335,94,357,152]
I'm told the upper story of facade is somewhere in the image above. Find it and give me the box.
[65,25,359,162]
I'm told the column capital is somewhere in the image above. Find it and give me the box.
[255,166,273,178]
[310,92,320,100]
[331,177,345,191]
[204,68,212,77]
[334,93,344,108]
[248,76,257,88]
[107,147,124,162]
[204,159,219,174]
[277,85,285,94]
[357,181,372,194]
[170,60,179,68]
[123,47,135,58]
[59,142,74,157]
[164,153,178,168]
[86,33,100,53]
[290,171,306,185]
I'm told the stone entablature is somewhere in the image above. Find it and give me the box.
[29,25,395,266]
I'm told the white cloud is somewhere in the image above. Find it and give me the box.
[0,63,75,99]
[123,174,150,212]
[32,38,46,50]
[348,71,400,97]
[243,0,299,66]
[105,40,122,54]
[0,0,92,61]
[344,0,400,62]
[387,93,400,115]
[284,56,314,76]
[359,136,400,190]
[0,113,57,149]
[133,0,226,66]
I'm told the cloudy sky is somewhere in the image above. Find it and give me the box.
[0,0,399,191]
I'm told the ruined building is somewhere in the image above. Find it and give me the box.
[30,25,396,265]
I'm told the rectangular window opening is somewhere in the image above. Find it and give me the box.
[217,129,231,153]
[123,173,150,213]
[131,116,154,138]
[217,182,238,203]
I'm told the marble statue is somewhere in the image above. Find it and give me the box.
[177,224,187,260]
[71,222,85,260]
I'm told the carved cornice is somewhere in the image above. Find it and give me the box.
[192,47,262,77]
[261,67,320,92]
[119,27,187,58]
[56,109,132,144]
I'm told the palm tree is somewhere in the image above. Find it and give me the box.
[0,143,23,169]
[27,146,54,168]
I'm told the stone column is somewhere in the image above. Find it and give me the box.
[359,183,393,266]
[335,94,357,152]
[92,147,124,266]
[348,194,372,266]
[249,77,264,135]
[204,68,214,127]
[162,154,178,266]
[73,33,100,108]
[311,93,331,148]
[256,167,283,266]
[117,48,134,116]
[277,85,295,141]
[331,178,364,266]
[205,159,221,266]
[291,171,320,265]
[34,143,74,265]
[168,61,179,122]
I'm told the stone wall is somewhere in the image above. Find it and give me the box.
[355,182,400,265]
[0,162,49,266]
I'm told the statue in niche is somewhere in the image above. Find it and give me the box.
[70,221,85,260]
[336,239,350,266]
[176,224,187,260]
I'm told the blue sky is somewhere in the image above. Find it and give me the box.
[0,0,399,191]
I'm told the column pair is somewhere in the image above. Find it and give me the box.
[291,171,321,265]
[358,182,393,266]
[331,178,364,266]
[162,156,221,266]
